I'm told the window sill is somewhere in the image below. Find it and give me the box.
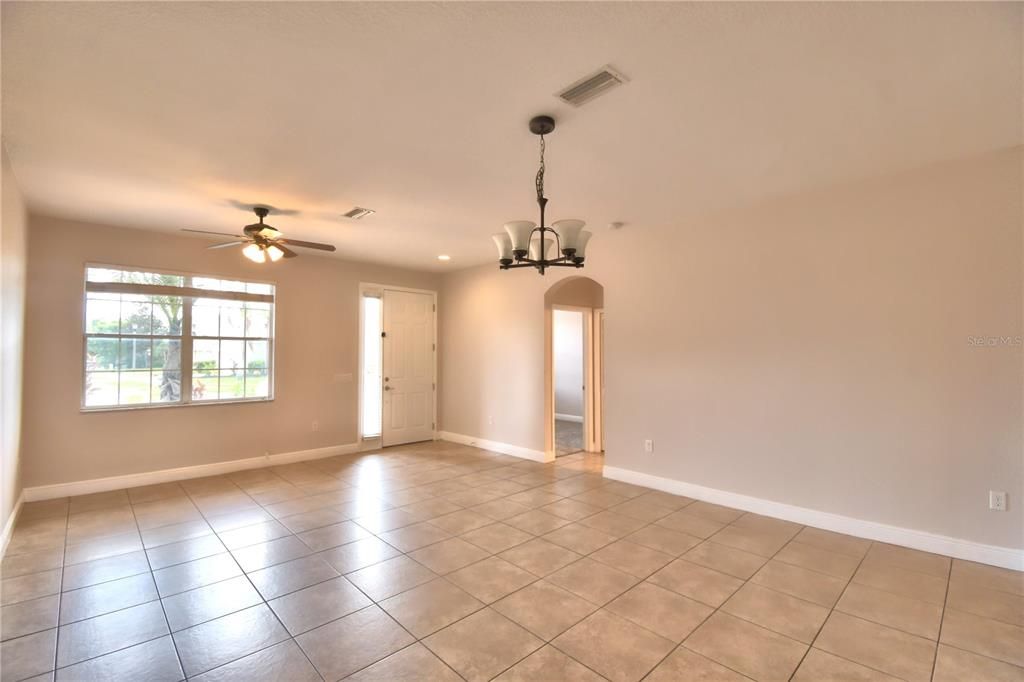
[80,397,274,413]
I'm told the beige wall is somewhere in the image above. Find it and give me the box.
[441,148,1023,549]
[21,215,439,487]
[1,147,28,532]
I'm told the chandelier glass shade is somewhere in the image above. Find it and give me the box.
[494,116,592,275]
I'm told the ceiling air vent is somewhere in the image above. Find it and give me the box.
[556,65,627,107]
[342,207,375,220]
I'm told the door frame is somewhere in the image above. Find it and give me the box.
[593,308,605,453]
[358,282,438,449]
[548,304,595,457]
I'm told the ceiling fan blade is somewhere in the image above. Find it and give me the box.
[207,241,247,250]
[274,244,299,259]
[279,238,336,252]
[182,228,245,237]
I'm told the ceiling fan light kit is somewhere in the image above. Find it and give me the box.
[494,115,592,275]
[182,206,337,263]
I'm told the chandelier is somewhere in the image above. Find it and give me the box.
[493,116,592,275]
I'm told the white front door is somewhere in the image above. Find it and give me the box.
[382,289,435,446]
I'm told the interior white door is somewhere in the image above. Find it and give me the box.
[382,289,435,446]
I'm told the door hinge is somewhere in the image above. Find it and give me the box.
[432,343,435,351]
[381,331,386,338]
[432,383,435,390]
[432,304,436,312]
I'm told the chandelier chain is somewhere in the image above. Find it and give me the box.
[535,135,546,202]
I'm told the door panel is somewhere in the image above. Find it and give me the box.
[382,290,435,446]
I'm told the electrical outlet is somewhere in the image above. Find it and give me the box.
[311,421,319,433]
[644,439,654,453]
[989,490,1007,511]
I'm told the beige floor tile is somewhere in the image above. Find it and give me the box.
[655,511,726,539]
[951,560,1024,596]
[140,520,214,549]
[247,554,339,600]
[268,575,372,635]
[1,549,63,580]
[205,508,273,534]
[553,609,674,682]
[1,569,62,606]
[346,555,438,601]
[750,560,848,607]
[710,524,794,558]
[793,527,871,558]
[460,522,533,554]
[684,611,807,682]
[146,534,226,570]
[54,635,183,682]
[173,604,288,677]
[722,582,829,643]
[65,532,144,565]
[775,541,860,580]
[684,501,744,524]
[933,643,1024,682]
[68,490,131,515]
[815,611,936,681]
[947,578,1024,626]
[427,510,494,535]
[1,595,59,642]
[189,640,321,682]
[609,498,675,523]
[162,574,263,631]
[492,580,598,641]
[506,510,573,535]
[547,558,639,606]
[299,606,415,679]
[126,482,186,504]
[646,646,749,682]
[294,519,369,551]
[446,556,537,603]
[864,543,950,579]
[424,607,544,682]
[569,489,630,509]
[347,642,463,682]
[278,506,350,534]
[683,541,767,580]
[0,628,57,681]
[543,523,618,554]
[471,498,532,521]
[495,645,604,681]
[625,525,701,556]
[410,537,490,574]
[18,499,69,521]
[231,535,312,572]
[730,513,801,536]
[153,553,242,597]
[577,511,647,538]
[56,600,169,668]
[62,551,150,592]
[590,540,674,578]
[940,608,1024,667]
[318,536,402,574]
[792,648,900,681]
[216,520,290,550]
[606,581,712,642]
[540,498,603,522]
[836,582,943,639]
[499,538,582,577]
[132,497,203,530]
[59,573,158,624]
[648,559,743,608]
[401,498,465,520]
[852,563,948,605]
[380,578,484,637]
[379,521,453,552]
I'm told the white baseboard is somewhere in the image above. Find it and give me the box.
[23,442,361,502]
[555,413,584,424]
[603,465,1024,572]
[439,431,550,463]
[1,491,25,559]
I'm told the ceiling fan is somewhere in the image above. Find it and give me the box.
[182,206,336,263]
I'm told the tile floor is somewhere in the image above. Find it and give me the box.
[555,420,584,457]
[1,441,1021,682]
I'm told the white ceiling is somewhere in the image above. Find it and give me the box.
[2,2,1019,271]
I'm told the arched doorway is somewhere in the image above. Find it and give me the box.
[544,277,604,458]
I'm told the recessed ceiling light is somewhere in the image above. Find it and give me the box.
[437,255,451,261]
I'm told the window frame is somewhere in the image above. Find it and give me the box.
[81,263,276,412]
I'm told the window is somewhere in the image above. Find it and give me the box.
[360,292,382,438]
[83,266,275,409]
